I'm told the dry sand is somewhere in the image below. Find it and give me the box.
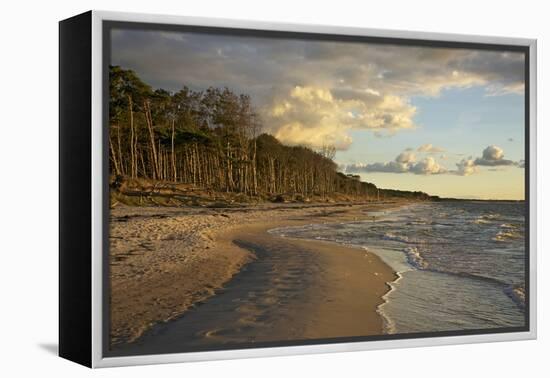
[109,201,404,352]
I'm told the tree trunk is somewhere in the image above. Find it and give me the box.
[144,101,160,179]
[109,133,121,175]
[171,118,176,182]
[116,124,125,176]
[128,95,135,178]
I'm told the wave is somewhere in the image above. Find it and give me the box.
[493,229,523,242]
[504,285,526,310]
[381,232,428,269]
[376,271,404,334]
[383,232,410,243]
[418,269,526,312]
[403,246,427,269]
[500,223,519,229]
[472,213,503,225]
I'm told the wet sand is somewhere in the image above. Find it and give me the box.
[109,201,403,353]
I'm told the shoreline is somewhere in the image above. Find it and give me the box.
[109,200,407,349]
[218,222,397,339]
[275,235,406,335]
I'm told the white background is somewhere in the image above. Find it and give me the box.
[0,0,546,376]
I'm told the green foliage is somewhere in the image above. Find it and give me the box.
[109,65,152,122]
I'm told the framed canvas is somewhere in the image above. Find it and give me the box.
[59,10,537,368]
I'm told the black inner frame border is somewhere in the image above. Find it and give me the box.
[102,19,531,358]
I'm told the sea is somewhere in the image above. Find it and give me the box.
[268,201,527,334]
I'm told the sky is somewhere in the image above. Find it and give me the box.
[111,27,526,200]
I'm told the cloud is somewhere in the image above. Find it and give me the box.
[345,151,446,175]
[474,145,515,166]
[410,157,447,175]
[396,151,416,164]
[452,145,523,175]
[111,29,525,149]
[348,161,410,174]
[455,157,478,176]
[345,144,523,177]
[267,86,416,150]
[417,143,445,153]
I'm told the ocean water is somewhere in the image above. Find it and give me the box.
[269,201,527,334]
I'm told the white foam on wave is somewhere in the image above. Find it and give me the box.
[504,285,526,310]
[376,271,404,334]
[381,232,428,270]
[493,230,522,242]
[500,223,518,229]
[403,246,427,269]
[473,213,502,225]
[383,232,410,243]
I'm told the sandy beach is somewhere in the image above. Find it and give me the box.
[109,201,403,352]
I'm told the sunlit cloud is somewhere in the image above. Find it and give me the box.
[266,86,416,150]
[474,145,515,166]
[455,157,478,176]
[417,143,445,154]
[453,146,522,175]
[344,150,447,175]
